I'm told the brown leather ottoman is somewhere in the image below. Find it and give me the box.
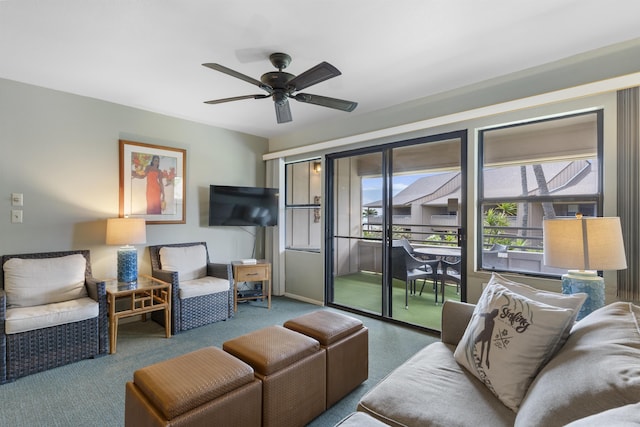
[223,325,326,427]
[125,346,261,427]
[284,310,368,408]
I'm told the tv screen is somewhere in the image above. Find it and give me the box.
[209,185,278,226]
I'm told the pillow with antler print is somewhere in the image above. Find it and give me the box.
[453,283,575,412]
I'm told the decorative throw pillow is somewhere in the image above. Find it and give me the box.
[453,283,575,412]
[159,245,207,281]
[3,254,87,308]
[487,272,587,357]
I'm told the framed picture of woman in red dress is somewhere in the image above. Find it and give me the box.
[119,140,186,224]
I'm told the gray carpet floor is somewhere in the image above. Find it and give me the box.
[0,297,438,426]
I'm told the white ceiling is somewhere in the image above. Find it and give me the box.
[2,0,640,141]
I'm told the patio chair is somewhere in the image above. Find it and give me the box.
[438,258,462,303]
[391,243,440,308]
[148,242,233,334]
[1,250,108,383]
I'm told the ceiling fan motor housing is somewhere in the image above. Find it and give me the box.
[261,72,295,90]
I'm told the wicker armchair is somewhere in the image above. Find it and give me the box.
[148,242,234,334]
[0,250,108,384]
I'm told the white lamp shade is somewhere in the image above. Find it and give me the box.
[106,218,147,246]
[543,216,627,271]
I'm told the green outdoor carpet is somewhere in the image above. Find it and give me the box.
[334,271,461,331]
[0,296,438,427]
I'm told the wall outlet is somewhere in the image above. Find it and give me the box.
[11,210,23,223]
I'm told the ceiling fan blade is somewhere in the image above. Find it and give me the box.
[286,62,341,91]
[204,94,270,104]
[275,99,292,124]
[202,63,272,92]
[293,93,357,112]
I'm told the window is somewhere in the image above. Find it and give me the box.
[285,160,322,252]
[478,111,603,276]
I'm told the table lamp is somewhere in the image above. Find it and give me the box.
[106,217,147,283]
[543,214,627,320]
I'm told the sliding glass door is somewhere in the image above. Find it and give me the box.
[326,131,466,331]
[328,150,385,316]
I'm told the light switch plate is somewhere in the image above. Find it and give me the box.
[11,210,23,223]
[11,193,23,206]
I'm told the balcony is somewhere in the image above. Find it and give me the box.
[356,223,567,277]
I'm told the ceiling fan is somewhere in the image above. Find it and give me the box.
[202,52,357,124]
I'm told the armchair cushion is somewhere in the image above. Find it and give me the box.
[159,245,207,281]
[179,276,231,299]
[3,254,88,308]
[5,297,99,334]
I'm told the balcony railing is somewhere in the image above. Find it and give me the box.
[355,222,567,276]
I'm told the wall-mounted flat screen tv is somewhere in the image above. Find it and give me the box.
[209,185,278,226]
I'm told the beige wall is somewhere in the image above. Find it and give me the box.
[0,78,268,281]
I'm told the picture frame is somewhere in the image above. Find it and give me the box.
[119,139,186,224]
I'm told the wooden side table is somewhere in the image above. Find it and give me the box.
[232,260,271,312]
[106,274,171,354]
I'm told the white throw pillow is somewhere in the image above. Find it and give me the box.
[453,283,575,412]
[159,245,207,281]
[488,273,587,319]
[3,254,88,308]
[488,272,586,356]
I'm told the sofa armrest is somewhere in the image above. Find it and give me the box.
[441,300,475,346]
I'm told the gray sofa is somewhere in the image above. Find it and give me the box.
[357,300,640,426]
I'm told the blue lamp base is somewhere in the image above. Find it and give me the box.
[561,271,604,321]
[117,246,138,283]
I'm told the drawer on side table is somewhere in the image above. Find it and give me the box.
[232,261,271,311]
[235,264,269,281]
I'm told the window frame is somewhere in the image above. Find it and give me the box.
[284,159,322,252]
[477,110,604,278]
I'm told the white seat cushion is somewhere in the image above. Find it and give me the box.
[159,245,207,281]
[5,297,99,334]
[179,276,230,299]
[3,254,88,308]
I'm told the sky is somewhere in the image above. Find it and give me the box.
[362,173,429,206]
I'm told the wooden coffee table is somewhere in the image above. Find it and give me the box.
[106,274,171,354]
